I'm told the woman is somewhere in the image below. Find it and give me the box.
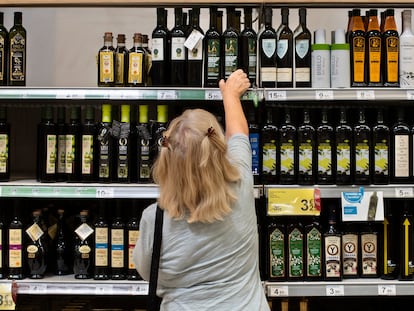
[134,69,270,311]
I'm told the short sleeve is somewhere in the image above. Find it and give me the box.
[227,134,252,177]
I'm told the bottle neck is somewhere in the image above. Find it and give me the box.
[377,110,384,124]
[209,9,217,30]
[339,110,347,124]
[266,110,273,124]
[303,111,310,124]
[402,11,412,33]
[367,15,380,31]
[321,111,328,124]
[157,8,164,27]
[244,11,252,29]
[175,9,182,28]
[359,111,366,124]
[264,9,273,27]
[299,9,307,27]
[384,10,397,31]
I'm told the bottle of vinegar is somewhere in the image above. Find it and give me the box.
[98,32,115,87]
[258,7,277,88]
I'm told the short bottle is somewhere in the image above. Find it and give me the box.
[98,32,115,87]
[114,34,128,86]
[360,222,379,278]
[323,205,342,281]
[8,12,26,86]
[342,222,359,278]
[127,33,146,87]
[73,210,94,279]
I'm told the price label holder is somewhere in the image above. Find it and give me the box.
[0,284,15,310]
[131,283,149,295]
[267,285,289,297]
[315,90,334,100]
[266,90,287,101]
[204,90,222,100]
[96,187,115,198]
[95,285,114,295]
[356,90,375,100]
[55,90,86,100]
[157,90,178,100]
[326,285,344,296]
[267,188,321,216]
[407,91,414,100]
[395,187,413,198]
[341,188,384,222]
[378,284,396,296]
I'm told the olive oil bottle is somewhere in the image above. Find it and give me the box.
[279,108,297,184]
[268,218,286,281]
[98,32,115,87]
[353,108,371,185]
[297,109,315,185]
[287,218,304,281]
[305,216,323,280]
[372,109,390,185]
[382,8,399,87]
[323,205,342,281]
[335,108,353,185]
[366,9,382,86]
[8,12,26,86]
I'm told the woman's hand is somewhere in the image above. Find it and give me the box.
[219,69,250,100]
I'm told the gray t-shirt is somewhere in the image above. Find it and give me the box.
[134,134,270,311]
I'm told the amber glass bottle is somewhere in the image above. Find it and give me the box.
[348,9,366,86]
[98,32,115,87]
[382,8,399,87]
[366,9,382,86]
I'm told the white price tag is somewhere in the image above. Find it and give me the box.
[326,285,344,296]
[395,188,413,198]
[55,90,86,99]
[267,90,287,101]
[315,90,334,100]
[406,91,414,100]
[268,285,289,297]
[95,285,113,295]
[184,29,204,51]
[132,284,149,295]
[30,284,47,294]
[378,285,396,296]
[0,284,16,310]
[157,90,177,100]
[96,188,114,198]
[205,90,222,100]
[357,90,375,100]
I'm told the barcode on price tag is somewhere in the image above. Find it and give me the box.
[267,285,289,297]
[326,285,344,296]
[395,188,413,198]
[0,284,15,310]
[378,285,396,296]
[96,188,114,198]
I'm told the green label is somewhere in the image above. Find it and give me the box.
[0,134,8,173]
[224,37,238,77]
[270,228,285,278]
[207,39,221,79]
[289,228,303,277]
[307,227,322,277]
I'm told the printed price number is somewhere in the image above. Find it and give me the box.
[267,90,287,101]
[55,90,86,100]
[378,285,396,296]
[357,90,375,100]
[326,285,344,296]
[315,90,334,100]
[395,188,413,198]
[406,91,414,100]
[132,284,149,295]
[268,285,289,297]
[267,188,321,216]
[0,284,15,310]
[157,90,177,100]
[96,188,114,198]
[204,90,222,100]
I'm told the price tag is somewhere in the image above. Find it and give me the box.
[29,284,47,294]
[406,91,414,100]
[378,285,396,296]
[95,285,113,295]
[326,285,344,296]
[204,90,222,100]
[357,90,375,100]
[157,90,177,100]
[395,188,413,198]
[132,284,149,295]
[267,188,321,216]
[0,284,15,310]
[184,29,204,51]
[267,285,289,297]
[315,90,334,100]
[96,188,115,198]
[55,90,86,99]
[266,90,287,101]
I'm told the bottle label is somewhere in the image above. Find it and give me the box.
[0,134,8,173]
[139,138,151,180]
[277,68,293,83]
[151,38,165,61]
[296,39,310,59]
[206,38,221,80]
[111,228,125,268]
[355,143,370,175]
[224,37,239,77]
[95,227,108,267]
[352,36,365,83]
[57,134,66,174]
[270,228,285,278]
[25,223,44,242]
[10,32,25,82]
[46,134,57,174]
[298,143,313,174]
[368,37,382,83]
[289,228,303,277]
[395,135,409,177]
[261,67,276,83]
[0,230,2,268]
[262,142,277,175]
[75,223,94,241]
[295,67,310,82]
[324,235,341,278]
[336,143,351,175]
[399,37,414,87]
[187,41,203,61]
[0,37,4,80]
[8,229,22,268]
[361,233,377,276]
[374,142,389,175]
[128,52,144,84]
[277,39,288,59]
[99,142,110,179]
[117,137,129,179]
[171,37,186,60]
[248,38,257,81]
[262,38,276,58]
[386,36,399,83]
[115,53,125,84]
[249,133,260,177]
[307,227,322,277]
[27,245,38,258]
[82,135,94,175]
[99,51,115,83]
[342,233,358,276]
[65,134,76,174]
[280,143,295,176]
[318,143,332,175]
[128,230,139,269]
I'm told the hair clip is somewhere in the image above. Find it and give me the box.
[161,136,169,147]
[207,126,215,137]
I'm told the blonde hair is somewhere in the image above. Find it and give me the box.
[152,109,241,223]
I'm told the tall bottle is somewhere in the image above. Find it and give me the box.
[260,107,278,184]
[353,108,371,185]
[150,105,168,166]
[81,105,97,182]
[115,104,131,182]
[111,200,126,280]
[127,33,146,87]
[399,10,414,88]
[97,104,114,182]
[56,107,66,182]
[335,108,353,185]
[0,12,8,86]
[297,109,315,185]
[54,208,72,276]
[276,8,293,88]
[26,209,47,279]
[151,8,170,86]
[268,218,286,281]
[142,35,152,86]
[287,218,304,281]
[323,205,342,281]
[8,12,26,86]
[0,209,4,279]
[0,107,10,181]
[186,7,203,87]
[366,9,382,86]
[204,7,222,87]
[73,210,94,279]
[399,202,414,280]
[279,108,297,184]
[348,9,366,87]
[383,8,399,87]
[390,108,411,183]
[98,32,115,87]
[240,7,257,86]
[136,105,151,183]
[259,7,277,88]
[372,109,390,185]
[8,201,23,280]
[170,8,187,86]
[342,223,359,278]
[294,8,312,87]
[65,106,81,182]
[248,109,260,184]
[223,7,240,79]
[316,109,334,185]
[94,200,109,280]
[127,201,141,280]
[37,106,57,183]
[360,222,379,278]
[114,34,128,87]
[381,201,399,280]
[305,216,323,281]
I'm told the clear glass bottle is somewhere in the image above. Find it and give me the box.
[399,9,414,88]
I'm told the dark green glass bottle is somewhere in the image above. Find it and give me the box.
[81,105,97,182]
[65,106,81,182]
[8,12,26,86]
[0,12,8,86]
[297,109,315,185]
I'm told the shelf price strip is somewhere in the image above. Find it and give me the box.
[315,90,334,100]
[378,285,396,296]
[395,187,413,198]
[0,284,15,310]
[267,188,321,216]
[326,285,344,296]
[356,90,375,100]
[267,285,289,297]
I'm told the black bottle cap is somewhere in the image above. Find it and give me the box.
[84,105,95,121]
[57,107,65,123]
[14,12,22,25]
[70,106,81,121]
[0,106,7,121]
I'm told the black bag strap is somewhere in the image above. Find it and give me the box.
[148,204,164,311]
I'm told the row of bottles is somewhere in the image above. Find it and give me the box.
[36,104,168,183]
[253,106,414,185]
[0,198,145,280]
[0,11,26,86]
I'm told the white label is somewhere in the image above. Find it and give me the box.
[151,38,164,61]
[262,38,276,58]
[171,37,186,60]
[25,223,44,242]
[205,90,222,100]
[75,223,94,241]
[395,187,414,198]
[394,135,409,177]
[96,188,114,198]
[267,91,287,101]
[184,29,204,52]
[157,90,177,100]
[277,68,293,83]
[378,285,396,296]
[296,39,309,59]
[400,36,414,88]
[268,285,289,297]
[277,39,288,59]
[326,285,344,296]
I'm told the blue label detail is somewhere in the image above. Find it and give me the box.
[344,206,358,215]
[249,132,260,176]
[111,245,124,251]
[95,243,108,249]
[343,187,364,203]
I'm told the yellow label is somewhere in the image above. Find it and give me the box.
[82,135,94,174]
[368,37,382,83]
[128,52,143,84]
[8,229,22,268]
[99,51,114,83]
[267,188,321,216]
[0,134,8,173]
[128,230,139,269]
[386,36,399,83]
[352,36,365,83]
[46,135,57,174]
[0,284,16,310]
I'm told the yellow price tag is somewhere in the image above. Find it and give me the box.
[267,188,321,216]
[0,284,16,310]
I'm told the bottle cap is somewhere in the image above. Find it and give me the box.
[14,12,22,24]
[85,105,95,121]
[121,104,130,123]
[139,105,149,124]
[103,32,113,42]
[42,106,54,121]
[117,34,126,44]
[157,105,168,123]
[314,29,326,44]
[101,104,112,123]
[57,107,65,122]
[332,29,346,44]
[0,106,7,121]
[70,106,81,120]
[133,32,143,43]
